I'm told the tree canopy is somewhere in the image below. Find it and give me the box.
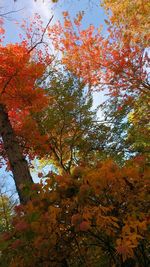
[0,1,149,266]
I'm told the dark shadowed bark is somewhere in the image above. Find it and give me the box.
[0,104,33,203]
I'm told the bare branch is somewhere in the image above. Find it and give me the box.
[28,15,54,54]
[0,8,24,18]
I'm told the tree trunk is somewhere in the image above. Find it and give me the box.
[0,104,33,204]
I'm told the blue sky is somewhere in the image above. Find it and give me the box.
[1,0,107,42]
[0,0,108,197]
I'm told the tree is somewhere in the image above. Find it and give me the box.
[49,12,150,97]
[47,11,149,165]
[33,70,110,173]
[0,16,52,203]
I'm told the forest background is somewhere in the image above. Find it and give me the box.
[0,0,149,266]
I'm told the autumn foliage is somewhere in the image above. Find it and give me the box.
[49,12,149,99]
[0,1,150,266]
[101,0,150,46]
[0,157,149,266]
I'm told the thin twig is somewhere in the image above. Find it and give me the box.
[28,15,54,54]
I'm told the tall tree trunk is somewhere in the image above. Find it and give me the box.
[0,104,33,204]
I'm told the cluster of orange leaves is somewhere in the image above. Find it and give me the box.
[0,157,149,266]
[101,0,150,46]
[48,13,147,98]
[0,17,53,159]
